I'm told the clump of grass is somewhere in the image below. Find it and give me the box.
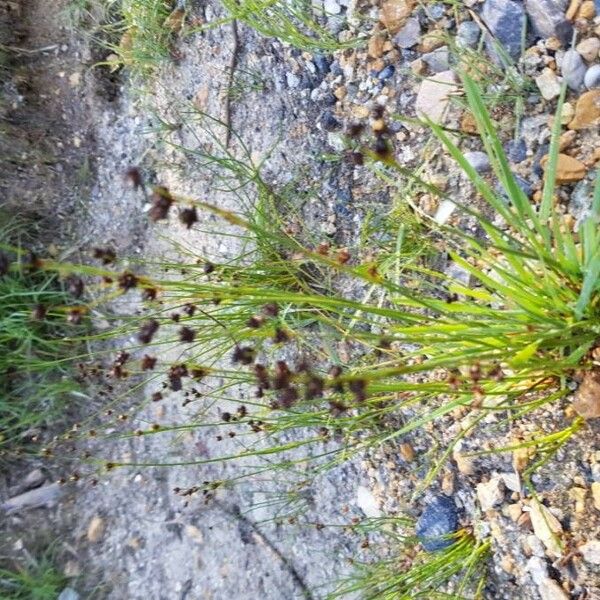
[0,227,87,454]
[96,0,361,79]
[102,0,173,78]
[331,525,490,600]
[31,71,599,599]
[0,554,68,600]
[53,73,599,484]
[217,0,360,51]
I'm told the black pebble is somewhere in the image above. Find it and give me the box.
[415,495,458,552]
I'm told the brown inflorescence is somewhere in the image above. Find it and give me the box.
[138,319,160,344]
[92,246,116,265]
[179,207,198,229]
[141,355,157,370]
[149,186,174,222]
[232,345,256,365]
[117,271,139,291]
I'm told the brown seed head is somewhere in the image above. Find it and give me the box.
[124,166,144,190]
[179,207,198,229]
[232,345,256,365]
[149,186,174,222]
[179,326,196,343]
[141,355,157,370]
[138,319,159,344]
[92,247,116,265]
[262,303,279,317]
[117,271,138,291]
[66,276,85,298]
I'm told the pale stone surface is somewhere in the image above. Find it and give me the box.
[529,501,563,557]
[581,540,600,564]
[415,70,457,124]
[477,476,505,511]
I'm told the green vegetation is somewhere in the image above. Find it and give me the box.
[217,0,358,51]
[89,0,360,78]
[35,69,599,595]
[331,526,490,600]
[0,554,68,600]
[0,223,85,455]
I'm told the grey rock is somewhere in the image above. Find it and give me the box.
[562,49,586,90]
[323,0,341,15]
[377,64,395,80]
[463,151,491,173]
[394,17,421,48]
[514,174,533,198]
[526,556,547,586]
[58,588,80,600]
[585,64,600,90]
[505,138,527,163]
[496,174,533,200]
[285,72,300,89]
[422,46,450,73]
[482,0,525,61]
[1,482,61,514]
[580,540,600,565]
[524,0,572,45]
[457,21,481,48]
[313,54,332,75]
[425,3,445,20]
[320,110,342,132]
[569,180,594,226]
[416,495,458,552]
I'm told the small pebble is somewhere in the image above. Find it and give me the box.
[416,495,458,552]
[422,46,450,73]
[425,3,445,20]
[377,64,395,80]
[320,110,342,132]
[394,17,421,49]
[313,54,332,75]
[505,138,527,163]
[584,64,600,89]
[576,37,600,62]
[562,49,587,90]
[323,0,341,15]
[457,20,480,48]
[463,151,491,173]
[286,72,300,88]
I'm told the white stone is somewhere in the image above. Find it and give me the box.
[356,485,382,518]
[476,476,504,511]
[536,68,562,100]
[580,540,600,564]
[540,578,569,600]
[500,472,521,493]
[415,70,458,124]
[434,199,456,225]
[323,0,341,15]
[529,500,563,557]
